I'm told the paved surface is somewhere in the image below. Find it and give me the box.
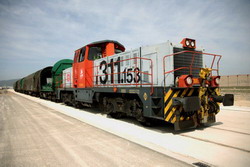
[3,89,250,167]
[0,90,190,167]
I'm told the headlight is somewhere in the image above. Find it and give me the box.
[180,38,196,49]
[191,41,195,47]
[211,76,221,87]
[215,77,220,85]
[185,76,193,85]
[178,75,194,87]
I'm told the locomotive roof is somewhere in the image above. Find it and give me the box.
[88,40,125,49]
[76,40,125,51]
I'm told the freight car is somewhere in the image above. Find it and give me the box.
[14,59,73,100]
[14,39,234,130]
[14,78,24,92]
[22,66,52,96]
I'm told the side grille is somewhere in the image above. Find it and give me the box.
[173,48,203,78]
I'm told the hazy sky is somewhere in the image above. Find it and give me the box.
[0,0,250,80]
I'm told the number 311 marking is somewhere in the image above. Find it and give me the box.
[97,57,141,84]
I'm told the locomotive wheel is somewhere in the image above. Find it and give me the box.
[135,108,152,126]
[73,101,83,109]
[133,100,152,126]
[107,101,123,119]
[110,112,123,119]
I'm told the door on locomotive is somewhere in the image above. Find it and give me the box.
[73,40,125,88]
[73,47,87,88]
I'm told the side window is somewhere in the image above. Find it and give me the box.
[88,47,102,60]
[78,47,86,62]
[74,52,78,63]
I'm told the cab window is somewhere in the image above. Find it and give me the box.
[74,52,78,63]
[78,47,86,62]
[88,47,102,60]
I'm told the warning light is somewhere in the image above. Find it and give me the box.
[181,38,196,49]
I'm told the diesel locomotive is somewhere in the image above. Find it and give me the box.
[14,38,234,130]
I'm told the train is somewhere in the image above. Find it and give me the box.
[14,38,234,130]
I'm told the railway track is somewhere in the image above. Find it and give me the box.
[209,126,250,136]
[180,133,250,153]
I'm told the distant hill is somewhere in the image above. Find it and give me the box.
[0,79,19,87]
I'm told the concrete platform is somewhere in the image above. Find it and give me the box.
[0,90,190,167]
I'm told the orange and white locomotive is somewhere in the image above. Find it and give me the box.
[58,39,234,130]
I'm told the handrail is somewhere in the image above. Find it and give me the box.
[163,50,222,87]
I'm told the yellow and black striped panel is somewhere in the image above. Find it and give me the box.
[164,88,197,123]
[214,88,221,114]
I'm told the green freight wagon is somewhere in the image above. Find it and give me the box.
[52,59,73,90]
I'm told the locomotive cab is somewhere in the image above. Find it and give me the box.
[73,40,125,88]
